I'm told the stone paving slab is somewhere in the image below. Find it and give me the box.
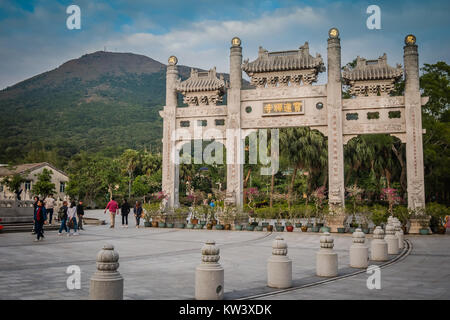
[0,210,449,300]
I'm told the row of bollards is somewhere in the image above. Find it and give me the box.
[88,216,404,300]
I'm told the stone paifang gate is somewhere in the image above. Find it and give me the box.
[160,28,426,230]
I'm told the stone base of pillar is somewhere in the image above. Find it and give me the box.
[325,214,347,233]
[89,273,123,300]
[195,263,224,300]
[385,235,399,255]
[396,232,405,249]
[267,256,292,289]
[350,245,369,268]
[316,249,338,277]
[371,241,388,261]
[408,217,432,234]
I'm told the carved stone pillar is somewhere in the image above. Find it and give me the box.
[161,56,180,208]
[226,37,244,207]
[404,35,425,214]
[326,28,346,228]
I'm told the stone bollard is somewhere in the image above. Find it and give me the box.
[89,244,123,300]
[385,224,399,255]
[349,228,368,268]
[370,226,388,261]
[195,240,224,300]
[394,220,404,250]
[267,236,292,289]
[316,232,338,277]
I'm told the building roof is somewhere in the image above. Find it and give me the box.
[177,67,226,93]
[0,162,68,178]
[342,54,403,82]
[242,42,325,75]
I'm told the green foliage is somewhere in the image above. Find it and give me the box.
[1,173,26,199]
[370,204,389,226]
[32,168,56,198]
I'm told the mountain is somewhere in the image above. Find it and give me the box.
[0,51,241,165]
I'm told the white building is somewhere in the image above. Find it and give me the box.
[0,162,69,201]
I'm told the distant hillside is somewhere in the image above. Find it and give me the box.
[0,51,245,164]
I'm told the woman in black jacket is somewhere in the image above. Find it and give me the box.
[134,201,143,229]
[121,199,130,228]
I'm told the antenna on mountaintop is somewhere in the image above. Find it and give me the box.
[104,46,106,52]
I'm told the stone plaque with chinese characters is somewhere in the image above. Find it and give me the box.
[263,101,304,116]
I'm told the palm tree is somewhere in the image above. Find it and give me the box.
[280,127,328,207]
[120,149,140,199]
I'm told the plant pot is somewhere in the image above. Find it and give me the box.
[215,224,224,230]
[246,225,255,231]
[251,221,258,227]
[191,218,199,225]
[349,227,356,233]
[307,223,313,228]
[144,222,151,228]
[419,228,429,235]
[295,223,302,228]
[301,226,308,232]
[206,223,212,230]
[262,222,269,227]
[255,226,263,231]
[166,223,174,228]
[158,222,166,228]
[362,228,370,234]
[337,227,346,233]
[320,226,330,233]
[224,224,231,230]
[151,221,158,228]
[175,223,185,229]
[267,225,274,232]
[211,219,217,226]
[186,223,194,229]
[200,221,207,225]
[195,224,204,229]
[316,223,324,228]
[235,225,243,231]
[311,226,320,232]
[286,225,294,232]
[276,226,285,232]
[285,222,292,227]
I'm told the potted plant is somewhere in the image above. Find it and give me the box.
[142,202,160,227]
[174,207,187,228]
[143,210,152,228]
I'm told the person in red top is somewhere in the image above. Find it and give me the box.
[33,200,47,241]
[104,197,119,228]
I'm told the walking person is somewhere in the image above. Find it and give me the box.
[134,201,143,229]
[58,201,69,235]
[104,197,119,228]
[44,194,56,225]
[121,199,130,228]
[33,200,47,242]
[76,200,85,230]
[67,201,79,236]
[31,196,39,234]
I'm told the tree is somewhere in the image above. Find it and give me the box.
[120,149,140,199]
[32,169,56,199]
[1,173,26,200]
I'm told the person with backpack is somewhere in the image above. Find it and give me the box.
[33,200,47,242]
[67,201,79,236]
[104,197,119,228]
[121,199,130,228]
[58,201,69,235]
[31,196,39,235]
[133,201,143,229]
[76,200,85,230]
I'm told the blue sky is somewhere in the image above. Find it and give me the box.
[0,0,449,89]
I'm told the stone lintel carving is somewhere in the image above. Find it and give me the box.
[176,105,227,118]
[342,96,405,110]
[242,42,325,88]
[177,67,227,106]
[342,54,403,97]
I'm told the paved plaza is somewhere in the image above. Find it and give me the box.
[0,210,449,300]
